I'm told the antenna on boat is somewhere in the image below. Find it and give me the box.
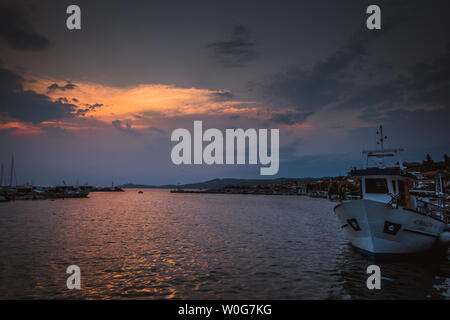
[376,125,387,150]
[362,126,405,170]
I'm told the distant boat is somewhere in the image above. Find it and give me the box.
[334,126,450,258]
[45,186,90,199]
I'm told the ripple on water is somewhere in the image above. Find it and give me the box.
[0,189,448,299]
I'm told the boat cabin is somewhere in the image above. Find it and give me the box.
[349,148,415,208]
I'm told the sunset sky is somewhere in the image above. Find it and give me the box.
[1,0,449,185]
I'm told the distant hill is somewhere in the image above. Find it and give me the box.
[120,178,307,190]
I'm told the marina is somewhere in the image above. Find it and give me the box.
[0,184,124,201]
[0,155,123,201]
[2,127,449,262]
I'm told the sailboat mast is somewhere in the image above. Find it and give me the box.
[0,163,3,187]
[9,154,14,187]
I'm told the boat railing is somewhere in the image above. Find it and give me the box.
[416,198,449,223]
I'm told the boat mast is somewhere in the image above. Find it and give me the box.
[9,154,14,187]
[0,163,3,187]
[376,125,387,151]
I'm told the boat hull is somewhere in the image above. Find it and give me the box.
[334,199,446,257]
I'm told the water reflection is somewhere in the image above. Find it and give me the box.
[333,244,449,299]
[0,189,448,299]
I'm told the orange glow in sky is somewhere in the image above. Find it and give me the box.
[3,76,315,136]
[23,78,257,121]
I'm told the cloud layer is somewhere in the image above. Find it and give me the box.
[0,2,50,51]
[0,68,77,123]
[207,25,258,68]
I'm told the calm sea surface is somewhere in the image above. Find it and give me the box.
[0,189,448,299]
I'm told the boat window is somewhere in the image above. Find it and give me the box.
[365,178,389,194]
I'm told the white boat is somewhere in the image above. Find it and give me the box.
[334,126,449,258]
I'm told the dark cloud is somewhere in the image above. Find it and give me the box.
[83,103,103,111]
[264,22,450,131]
[337,83,401,111]
[0,67,23,93]
[0,67,77,123]
[112,120,122,128]
[148,126,166,134]
[48,82,77,92]
[75,103,103,116]
[355,43,450,121]
[76,108,90,116]
[211,90,233,101]
[42,126,71,137]
[403,43,450,107]
[207,25,258,67]
[265,31,382,111]
[112,120,141,136]
[269,111,314,126]
[0,2,50,51]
